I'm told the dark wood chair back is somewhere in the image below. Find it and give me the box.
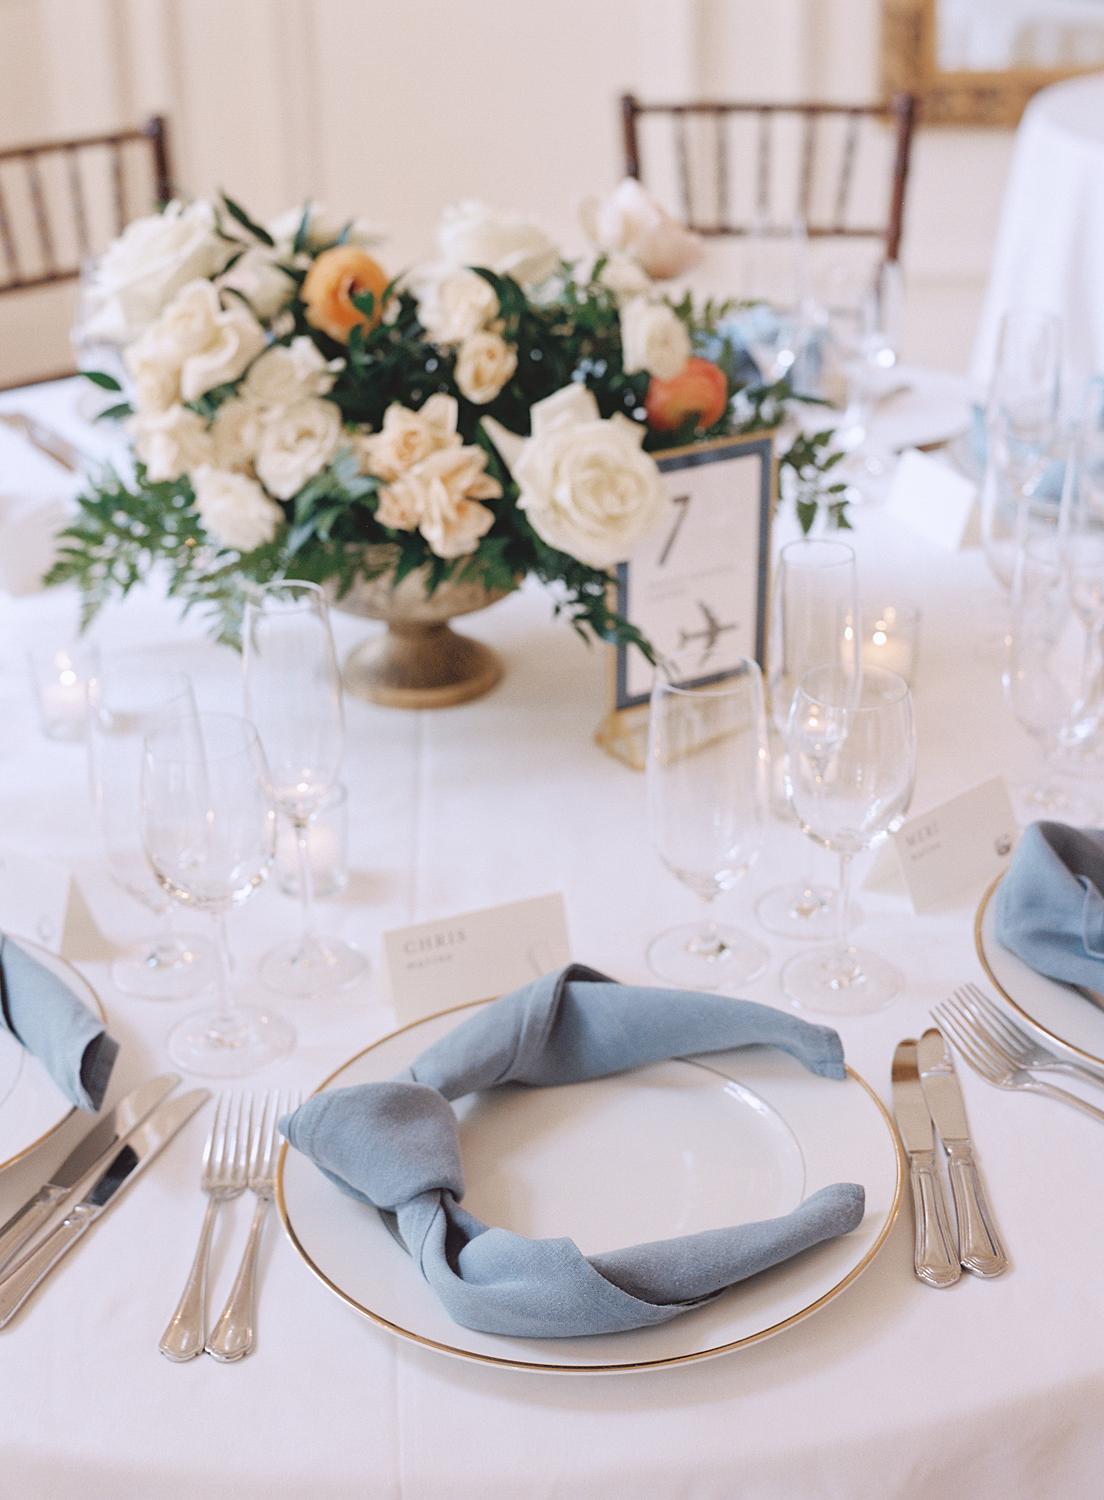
[620,94,916,263]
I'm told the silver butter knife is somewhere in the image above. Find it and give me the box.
[0,411,86,473]
[0,1073,180,1275]
[891,1039,960,1288]
[918,1026,1008,1278]
[0,1088,209,1328]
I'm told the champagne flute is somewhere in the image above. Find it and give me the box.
[758,539,860,940]
[646,656,770,988]
[243,580,366,996]
[141,713,294,1077]
[782,665,916,1015]
[87,660,214,998]
[1056,379,1104,777]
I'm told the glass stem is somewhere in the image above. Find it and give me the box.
[294,816,316,942]
[836,853,853,954]
[151,906,182,969]
[210,911,235,1031]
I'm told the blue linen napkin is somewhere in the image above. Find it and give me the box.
[282,964,865,1339]
[0,934,118,1110]
[995,822,1104,991]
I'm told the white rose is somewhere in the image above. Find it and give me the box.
[127,405,212,482]
[179,301,267,402]
[193,465,283,552]
[147,279,223,366]
[244,337,344,407]
[268,203,384,256]
[218,248,296,321]
[580,178,701,281]
[210,396,265,471]
[510,384,668,568]
[416,268,499,345]
[378,444,500,558]
[255,397,342,499]
[454,330,517,405]
[620,298,691,381]
[83,200,233,343]
[123,330,179,414]
[359,393,460,481]
[438,200,558,287]
[578,251,653,304]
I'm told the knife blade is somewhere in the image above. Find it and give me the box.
[918,1026,1008,1278]
[0,1087,209,1328]
[891,1038,960,1288]
[0,411,86,472]
[0,1073,181,1275]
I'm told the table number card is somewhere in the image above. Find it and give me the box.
[383,893,572,1023]
[0,847,72,953]
[888,776,1018,912]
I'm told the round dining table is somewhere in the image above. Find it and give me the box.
[0,377,1101,1499]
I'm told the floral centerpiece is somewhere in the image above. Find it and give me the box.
[49,183,848,705]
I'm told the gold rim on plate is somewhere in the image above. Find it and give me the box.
[0,939,108,1174]
[975,873,1104,1070]
[275,998,905,1374]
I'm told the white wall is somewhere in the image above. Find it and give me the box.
[0,0,1013,382]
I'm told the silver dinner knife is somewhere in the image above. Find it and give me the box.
[918,1026,1009,1279]
[0,1073,181,1275]
[0,411,86,472]
[891,1039,960,1288]
[0,1087,209,1328]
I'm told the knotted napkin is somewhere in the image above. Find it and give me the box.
[0,935,118,1110]
[282,965,865,1339]
[996,822,1104,991]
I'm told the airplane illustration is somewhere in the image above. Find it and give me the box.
[677,600,738,657]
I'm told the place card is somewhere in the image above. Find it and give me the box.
[884,448,978,551]
[383,892,572,1023]
[887,776,1018,912]
[0,847,72,953]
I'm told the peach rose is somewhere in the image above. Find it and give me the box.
[302,246,390,343]
[645,357,728,433]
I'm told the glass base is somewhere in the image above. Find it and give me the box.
[782,944,900,1016]
[258,934,368,998]
[1011,778,1099,828]
[111,933,216,1000]
[167,1003,295,1078]
[756,882,837,941]
[646,922,768,991]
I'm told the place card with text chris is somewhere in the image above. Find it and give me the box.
[384,893,572,1023]
[889,776,1017,912]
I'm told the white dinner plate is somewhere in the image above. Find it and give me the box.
[975,876,1104,1074]
[0,941,107,1172]
[277,1000,903,1374]
[866,366,973,455]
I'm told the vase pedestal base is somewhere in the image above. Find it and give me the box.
[343,622,503,709]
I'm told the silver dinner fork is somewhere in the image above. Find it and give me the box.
[951,983,1104,1091]
[205,1091,299,1363]
[160,1093,252,1362]
[933,996,1104,1126]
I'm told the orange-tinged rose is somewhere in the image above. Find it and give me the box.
[645,356,728,433]
[302,246,389,343]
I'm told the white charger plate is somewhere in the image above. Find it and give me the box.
[976,876,1104,1074]
[0,941,106,1172]
[277,1000,903,1374]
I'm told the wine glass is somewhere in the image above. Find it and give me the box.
[1002,532,1101,825]
[782,665,916,1015]
[87,660,214,998]
[758,538,860,940]
[243,580,366,996]
[141,712,294,1077]
[1056,379,1104,777]
[646,655,770,988]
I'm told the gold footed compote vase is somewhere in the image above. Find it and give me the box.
[329,548,515,710]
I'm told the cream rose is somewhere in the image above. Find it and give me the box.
[243,337,344,407]
[123,330,179,414]
[193,466,283,551]
[254,397,342,499]
[455,330,517,405]
[620,298,691,381]
[438,201,558,287]
[378,444,500,558]
[83,200,233,343]
[580,178,701,281]
[147,279,223,367]
[218,248,296,321]
[579,251,653,304]
[507,384,668,568]
[128,405,212,483]
[359,393,460,481]
[210,396,265,471]
[417,268,499,345]
[179,300,267,403]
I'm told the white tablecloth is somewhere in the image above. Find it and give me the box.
[972,71,1104,403]
[1,382,1102,1499]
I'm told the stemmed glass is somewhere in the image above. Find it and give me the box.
[646,655,770,988]
[243,580,366,996]
[141,713,295,1076]
[86,661,214,998]
[782,665,916,1015]
[1056,378,1104,776]
[758,538,860,939]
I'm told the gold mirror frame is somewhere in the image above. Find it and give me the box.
[883,0,1104,126]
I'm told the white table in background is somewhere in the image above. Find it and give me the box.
[0,381,1102,1500]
